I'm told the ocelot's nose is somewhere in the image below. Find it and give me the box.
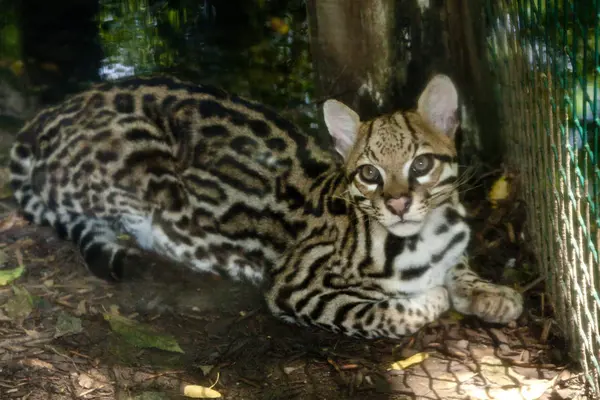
[385,195,412,217]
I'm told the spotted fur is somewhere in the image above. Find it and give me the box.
[8,74,523,339]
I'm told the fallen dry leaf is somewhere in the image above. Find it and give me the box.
[10,60,24,76]
[54,311,83,338]
[183,384,222,398]
[4,285,33,321]
[104,312,184,353]
[0,264,24,286]
[269,17,290,35]
[78,373,94,389]
[77,369,110,390]
[0,212,25,232]
[198,365,214,375]
[388,352,429,370]
[283,366,300,374]
[339,363,360,370]
[75,300,87,316]
[488,174,510,208]
[19,358,54,371]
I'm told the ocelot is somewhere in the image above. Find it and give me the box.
[9,74,523,338]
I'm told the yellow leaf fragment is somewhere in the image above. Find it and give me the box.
[448,310,464,321]
[10,60,24,76]
[269,17,289,35]
[183,385,222,398]
[0,264,24,286]
[488,175,510,208]
[388,352,429,370]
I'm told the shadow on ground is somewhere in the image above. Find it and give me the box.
[0,196,588,399]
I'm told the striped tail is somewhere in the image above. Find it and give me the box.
[8,141,136,280]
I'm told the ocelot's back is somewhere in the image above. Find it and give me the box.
[9,77,334,279]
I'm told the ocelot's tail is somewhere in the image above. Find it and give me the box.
[9,141,136,281]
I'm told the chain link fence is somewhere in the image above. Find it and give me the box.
[483,0,600,392]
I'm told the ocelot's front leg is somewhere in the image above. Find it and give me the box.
[445,259,524,324]
[266,282,451,339]
[418,201,523,324]
[265,228,454,339]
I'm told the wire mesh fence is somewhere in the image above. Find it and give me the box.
[483,0,600,392]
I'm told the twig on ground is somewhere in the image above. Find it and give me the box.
[520,275,546,293]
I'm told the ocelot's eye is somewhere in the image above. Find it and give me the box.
[411,154,434,176]
[358,164,381,184]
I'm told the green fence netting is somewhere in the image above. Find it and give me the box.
[484,0,600,392]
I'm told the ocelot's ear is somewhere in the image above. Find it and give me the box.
[417,74,459,138]
[323,99,361,160]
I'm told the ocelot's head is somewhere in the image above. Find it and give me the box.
[324,74,460,237]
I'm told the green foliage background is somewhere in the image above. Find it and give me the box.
[0,0,317,135]
[97,0,317,133]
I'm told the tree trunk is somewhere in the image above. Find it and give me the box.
[307,0,504,165]
[306,0,396,120]
[17,0,103,105]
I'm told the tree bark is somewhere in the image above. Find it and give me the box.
[307,0,504,165]
[307,0,396,120]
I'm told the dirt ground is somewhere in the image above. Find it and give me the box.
[0,132,593,399]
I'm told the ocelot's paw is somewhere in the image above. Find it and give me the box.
[467,283,523,324]
[396,286,451,335]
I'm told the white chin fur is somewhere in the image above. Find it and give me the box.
[386,220,423,237]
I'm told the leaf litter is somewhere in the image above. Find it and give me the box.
[0,264,24,285]
[4,285,33,322]
[183,373,222,399]
[104,310,184,354]
[0,170,590,399]
[54,310,83,338]
[0,248,25,286]
[388,352,429,370]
